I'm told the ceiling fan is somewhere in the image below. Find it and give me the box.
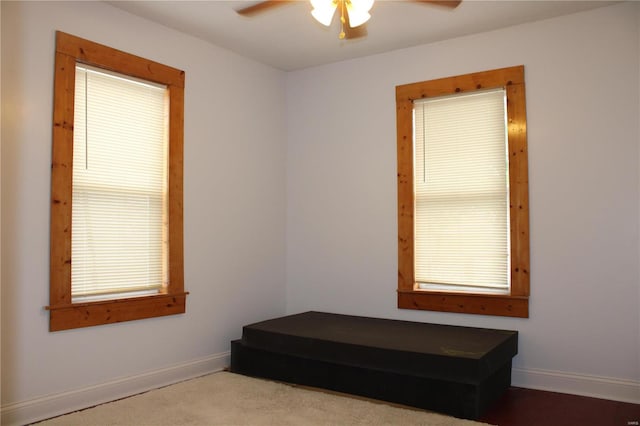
[236,0,462,40]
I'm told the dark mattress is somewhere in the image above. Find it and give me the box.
[239,311,518,383]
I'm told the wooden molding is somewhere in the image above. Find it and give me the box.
[396,65,524,102]
[50,52,76,307]
[55,32,184,88]
[396,66,530,318]
[49,32,187,331]
[47,293,189,332]
[398,291,529,318]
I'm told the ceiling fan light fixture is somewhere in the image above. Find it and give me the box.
[311,0,338,26]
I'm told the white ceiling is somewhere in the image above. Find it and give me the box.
[108,0,616,71]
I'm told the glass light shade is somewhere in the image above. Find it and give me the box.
[346,0,373,27]
[346,8,370,27]
[349,0,374,12]
[311,0,338,26]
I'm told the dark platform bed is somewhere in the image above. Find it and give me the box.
[230,311,518,420]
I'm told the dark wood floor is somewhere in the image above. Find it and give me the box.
[479,387,640,426]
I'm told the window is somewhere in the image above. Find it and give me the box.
[396,66,529,318]
[48,32,186,331]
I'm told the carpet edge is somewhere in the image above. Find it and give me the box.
[1,351,230,426]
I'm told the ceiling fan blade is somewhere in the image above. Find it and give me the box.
[236,0,296,16]
[343,12,368,40]
[409,0,462,9]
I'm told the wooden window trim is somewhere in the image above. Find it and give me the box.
[47,32,187,331]
[396,65,530,318]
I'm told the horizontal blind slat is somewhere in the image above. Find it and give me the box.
[71,65,169,299]
[414,89,510,290]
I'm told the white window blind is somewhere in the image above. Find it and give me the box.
[72,65,168,301]
[414,88,510,293]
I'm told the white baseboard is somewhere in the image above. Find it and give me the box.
[3,357,637,425]
[1,351,230,426]
[512,367,640,404]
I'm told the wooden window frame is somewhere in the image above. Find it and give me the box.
[47,32,187,331]
[396,65,530,318]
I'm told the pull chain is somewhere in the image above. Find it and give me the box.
[339,0,346,39]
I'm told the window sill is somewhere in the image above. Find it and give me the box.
[46,292,188,331]
[397,289,528,318]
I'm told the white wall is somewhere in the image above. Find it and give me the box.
[286,1,640,401]
[0,0,3,410]
[637,0,640,400]
[1,1,287,423]
[638,3,640,398]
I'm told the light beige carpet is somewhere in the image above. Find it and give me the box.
[37,371,490,425]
